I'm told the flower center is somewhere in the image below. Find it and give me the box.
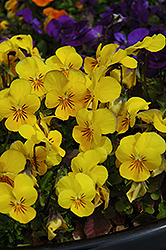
[10,197,27,215]
[71,193,86,209]
[10,104,28,122]
[29,73,44,91]
[0,173,14,187]
[129,154,146,173]
[58,92,75,111]
[81,121,94,141]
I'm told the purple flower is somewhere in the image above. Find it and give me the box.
[126,28,149,46]
[149,2,166,23]
[82,25,103,48]
[46,15,93,47]
[130,0,149,28]
[16,8,43,34]
[80,0,98,14]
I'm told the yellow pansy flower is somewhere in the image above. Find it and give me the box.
[46,213,68,240]
[16,56,52,97]
[90,136,113,163]
[69,150,108,186]
[0,149,26,187]
[56,173,96,217]
[0,174,38,223]
[126,34,166,55]
[84,67,122,110]
[137,109,166,133]
[84,43,137,77]
[115,132,166,182]
[10,140,47,176]
[0,79,40,131]
[110,65,136,89]
[18,123,65,167]
[46,46,83,77]
[116,97,151,134]
[72,108,116,152]
[0,20,9,30]
[44,69,87,120]
[5,0,18,18]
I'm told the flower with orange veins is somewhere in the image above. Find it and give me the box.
[16,56,52,97]
[10,140,47,176]
[84,67,121,110]
[0,149,26,187]
[46,46,83,77]
[18,123,65,167]
[115,132,166,182]
[84,43,104,76]
[84,43,137,77]
[69,150,108,187]
[44,70,87,120]
[0,173,38,223]
[56,173,96,217]
[72,108,116,152]
[32,0,54,7]
[0,79,40,131]
[116,97,151,134]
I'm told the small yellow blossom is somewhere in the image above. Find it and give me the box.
[0,79,40,131]
[0,20,9,30]
[10,140,47,176]
[44,70,87,120]
[16,56,52,97]
[46,46,83,77]
[72,108,116,152]
[137,109,166,133]
[69,150,108,186]
[0,149,26,187]
[116,97,151,134]
[18,123,65,167]
[56,173,96,217]
[115,132,166,182]
[126,34,166,55]
[46,213,68,240]
[0,174,38,223]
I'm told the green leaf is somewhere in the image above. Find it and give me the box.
[150,190,161,201]
[143,205,155,214]
[109,172,122,185]
[157,201,166,219]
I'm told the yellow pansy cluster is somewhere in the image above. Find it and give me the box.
[0,32,165,234]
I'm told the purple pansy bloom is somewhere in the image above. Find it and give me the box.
[46,15,94,47]
[126,28,149,47]
[80,0,98,14]
[16,8,43,34]
[130,0,149,28]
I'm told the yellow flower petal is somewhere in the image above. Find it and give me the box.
[119,161,150,182]
[9,206,36,224]
[71,200,94,217]
[94,108,117,134]
[0,149,26,174]
[95,76,121,103]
